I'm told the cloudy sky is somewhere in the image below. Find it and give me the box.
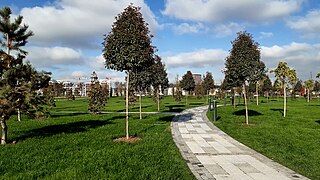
[1,0,320,84]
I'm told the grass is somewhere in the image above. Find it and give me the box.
[0,96,201,179]
[207,97,320,180]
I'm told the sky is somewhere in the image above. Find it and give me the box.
[1,0,320,85]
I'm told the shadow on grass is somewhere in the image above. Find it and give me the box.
[307,105,320,107]
[270,108,284,116]
[50,112,88,118]
[233,109,263,116]
[107,115,126,121]
[158,115,175,122]
[130,105,152,110]
[315,120,320,124]
[16,120,112,142]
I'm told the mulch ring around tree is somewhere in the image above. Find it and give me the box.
[113,136,142,143]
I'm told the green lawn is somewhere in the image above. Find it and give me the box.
[0,96,201,179]
[208,97,320,180]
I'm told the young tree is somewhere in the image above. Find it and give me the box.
[194,82,205,99]
[53,82,64,97]
[224,31,265,125]
[180,71,195,105]
[103,5,154,139]
[130,68,153,119]
[88,72,107,114]
[270,62,297,117]
[202,72,215,98]
[248,82,256,101]
[174,82,183,104]
[261,76,272,102]
[304,79,314,102]
[151,55,169,112]
[293,80,303,96]
[66,88,74,100]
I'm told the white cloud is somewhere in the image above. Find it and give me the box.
[162,0,303,22]
[20,0,160,47]
[259,32,274,39]
[287,9,320,38]
[172,22,208,34]
[261,42,320,80]
[88,55,105,70]
[214,22,245,37]
[163,49,228,68]
[26,46,83,68]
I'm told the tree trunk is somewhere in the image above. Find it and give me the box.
[125,71,130,139]
[267,91,269,103]
[139,90,142,120]
[1,116,8,145]
[307,89,310,102]
[283,84,286,117]
[243,84,249,125]
[256,82,259,106]
[185,91,188,105]
[157,88,160,112]
[233,88,236,108]
[6,35,21,123]
[18,109,21,122]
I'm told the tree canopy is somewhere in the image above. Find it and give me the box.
[293,80,303,94]
[224,31,265,87]
[180,71,195,92]
[103,5,154,72]
[151,55,169,91]
[202,72,214,95]
[261,76,273,93]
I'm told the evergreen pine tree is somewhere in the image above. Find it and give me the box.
[0,7,52,144]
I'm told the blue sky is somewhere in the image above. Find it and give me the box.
[1,0,320,85]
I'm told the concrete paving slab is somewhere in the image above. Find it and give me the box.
[186,141,205,154]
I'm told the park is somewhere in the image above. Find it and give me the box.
[1,3,320,180]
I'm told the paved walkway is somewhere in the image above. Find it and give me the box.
[171,106,309,180]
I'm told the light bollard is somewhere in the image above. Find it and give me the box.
[213,98,217,121]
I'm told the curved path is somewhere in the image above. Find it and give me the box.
[171,106,309,180]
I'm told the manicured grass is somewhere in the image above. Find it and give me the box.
[208,97,320,180]
[0,96,198,179]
